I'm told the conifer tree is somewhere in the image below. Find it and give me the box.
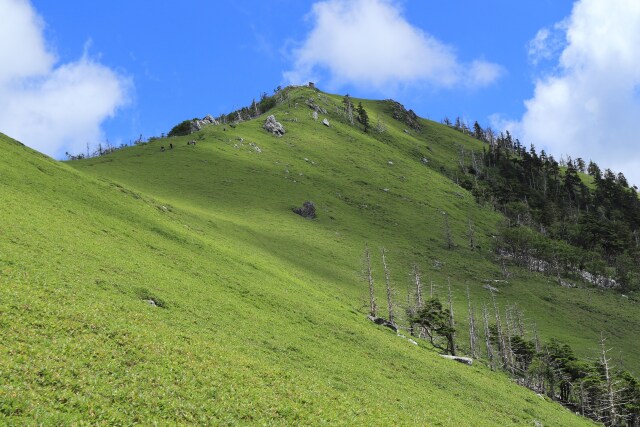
[356,102,370,132]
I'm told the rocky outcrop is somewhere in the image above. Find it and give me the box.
[263,115,286,136]
[190,115,219,133]
[306,97,327,114]
[387,100,421,130]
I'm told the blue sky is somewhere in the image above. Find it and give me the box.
[3,0,640,184]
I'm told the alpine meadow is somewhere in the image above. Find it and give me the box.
[2,83,639,425]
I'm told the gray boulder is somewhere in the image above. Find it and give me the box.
[322,118,330,127]
[367,315,398,332]
[293,201,316,219]
[263,115,286,136]
[440,355,473,365]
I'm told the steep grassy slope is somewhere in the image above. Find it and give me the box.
[0,129,598,422]
[74,87,640,374]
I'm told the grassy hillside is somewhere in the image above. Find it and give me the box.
[0,84,629,424]
[74,86,640,373]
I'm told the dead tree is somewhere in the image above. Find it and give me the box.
[364,245,377,317]
[504,305,516,374]
[466,286,479,359]
[447,278,457,356]
[343,95,354,126]
[412,265,429,338]
[457,145,466,171]
[599,333,621,426]
[482,304,495,369]
[413,265,423,309]
[491,291,509,370]
[381,247,395,325]
[406,282,416,336]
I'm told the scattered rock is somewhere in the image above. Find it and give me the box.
[404,129,410,134]
[263,115,286,136]
[312,111,318,121]
[383,188,389,192]
[421,157,429,165]
[322,118,330,127]
[249,142,262,153]
[387,160,394,165]
[293,201,316,219]
[143,299,157,307]
[408,339,418,345]
[440,355,473,365]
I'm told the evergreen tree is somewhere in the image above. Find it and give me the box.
[356,102,370,132]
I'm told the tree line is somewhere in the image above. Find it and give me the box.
[361,245,640,426]
[442,117,640,292]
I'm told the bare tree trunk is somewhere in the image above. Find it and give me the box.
[413,265,423,309]
[482,304,495,369]
[504,306,516,374]
[406,282,415,337]
[381,247,394,325]
[466,286,478,359]
[458,145,466,171]
[364,245,377,317]
[600,333,619,426]
[491,291,508,369]
[447,278,456,356]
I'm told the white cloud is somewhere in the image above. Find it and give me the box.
[527,21,568,66]
[0,0,131,158]
[284,0,503,91]
[510,0,640,185]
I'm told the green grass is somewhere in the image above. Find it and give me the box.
[0,84,628,425]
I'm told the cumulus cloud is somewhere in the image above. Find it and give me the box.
[509,0,640,185]
[284,0,503,91]
[0,0,130,158]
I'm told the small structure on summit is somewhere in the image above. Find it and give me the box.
[263,115,286,136]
